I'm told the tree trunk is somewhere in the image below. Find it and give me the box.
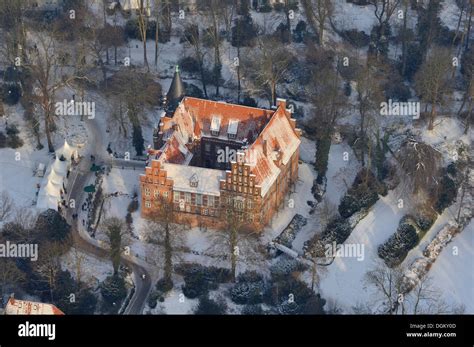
[428,104,436,130]
[237,46,241,103]
[45,114,54,153]
[155,16,159,67]
[164,226,172,283]
[401,0,408,76]
[143,38,149,71]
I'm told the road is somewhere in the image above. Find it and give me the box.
[64,113,153,315]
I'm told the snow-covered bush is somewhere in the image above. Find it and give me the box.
[194,295,227,315]
[230,271,265,305]
[435,171,457,213]
[378,223,418,267]
[155,277,173,294]
[177,263,232,299]
[341,29,370,47]
[338,168,384,218]
[100,274,127,308]
[273,214,307,248]
[269,257,308,280]
[230,281,265,305]
[242,304,264,315]
[322,217,352,245]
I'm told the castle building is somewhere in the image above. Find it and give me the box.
[140,94,301,232]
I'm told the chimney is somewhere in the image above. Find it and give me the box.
[276,98,287,110]
[263,139,267,156]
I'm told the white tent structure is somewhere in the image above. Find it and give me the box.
[52,157,68,177]
[56,140,78,163]
[36,140,77,211]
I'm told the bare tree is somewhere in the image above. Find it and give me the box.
[309,58,347,183]
[201,0,224,97]
[368,0,401,58]
[364,260,406,314]
[301,0,333,46]
[0,259,25,297]
[365,260,463,314]
[35,240,70,302]
[0,191,14,222]
[145,196,186,286]
[415,46,452,130]
[354,60,385,167]
[137,0,150,71]
[207,206,263,282]
[25,32,79,152]
[243,37,293,106]
[396,138,442,196]
[182,21,209,98]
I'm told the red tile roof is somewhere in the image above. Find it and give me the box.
[150,97,300,196]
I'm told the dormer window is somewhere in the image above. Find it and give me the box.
[189,173,199,187]
[227,119,239,139]
[210,116,221,136]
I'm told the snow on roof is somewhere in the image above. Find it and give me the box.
[159,132,193,165]
[178,97,273,142]
[246,106,300,197]
[163,163,225,196]
[5,298,64,315]
[156,98,300,198]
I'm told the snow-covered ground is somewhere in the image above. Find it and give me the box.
[318,190,405,313]
[426,220,474,313]
[60,247,114,288]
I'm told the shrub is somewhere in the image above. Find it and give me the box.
[0,132,6,148]
[435,172,457,213]
[338,169,384,218]
[124,19,140,39]
[242,304,264,315]
[194,295,227,315]
[264,277,314,310]
[241,95,258,107]
[230,281,264,305]
[378,223,418,267]
[342,29,370,47]
[230,271,265,305]
[322,217,352,245]
[6,124,19,135]
[178,263,232,298]
[156,277,173,293]
[338,195,360,219]
[183,83,204,99]
[7,134,23,148]
[293,20,308,43]
[127,200,139,213]
[178,56,200,74]
[2,83,22,105]
[270,257,308,280]
[147,291,160,309]
[231,15,258,47]
[100,274,127,306]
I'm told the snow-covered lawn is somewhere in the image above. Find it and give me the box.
[318,190,404,313]
[425,220,474,313]
[60,247,114,288]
